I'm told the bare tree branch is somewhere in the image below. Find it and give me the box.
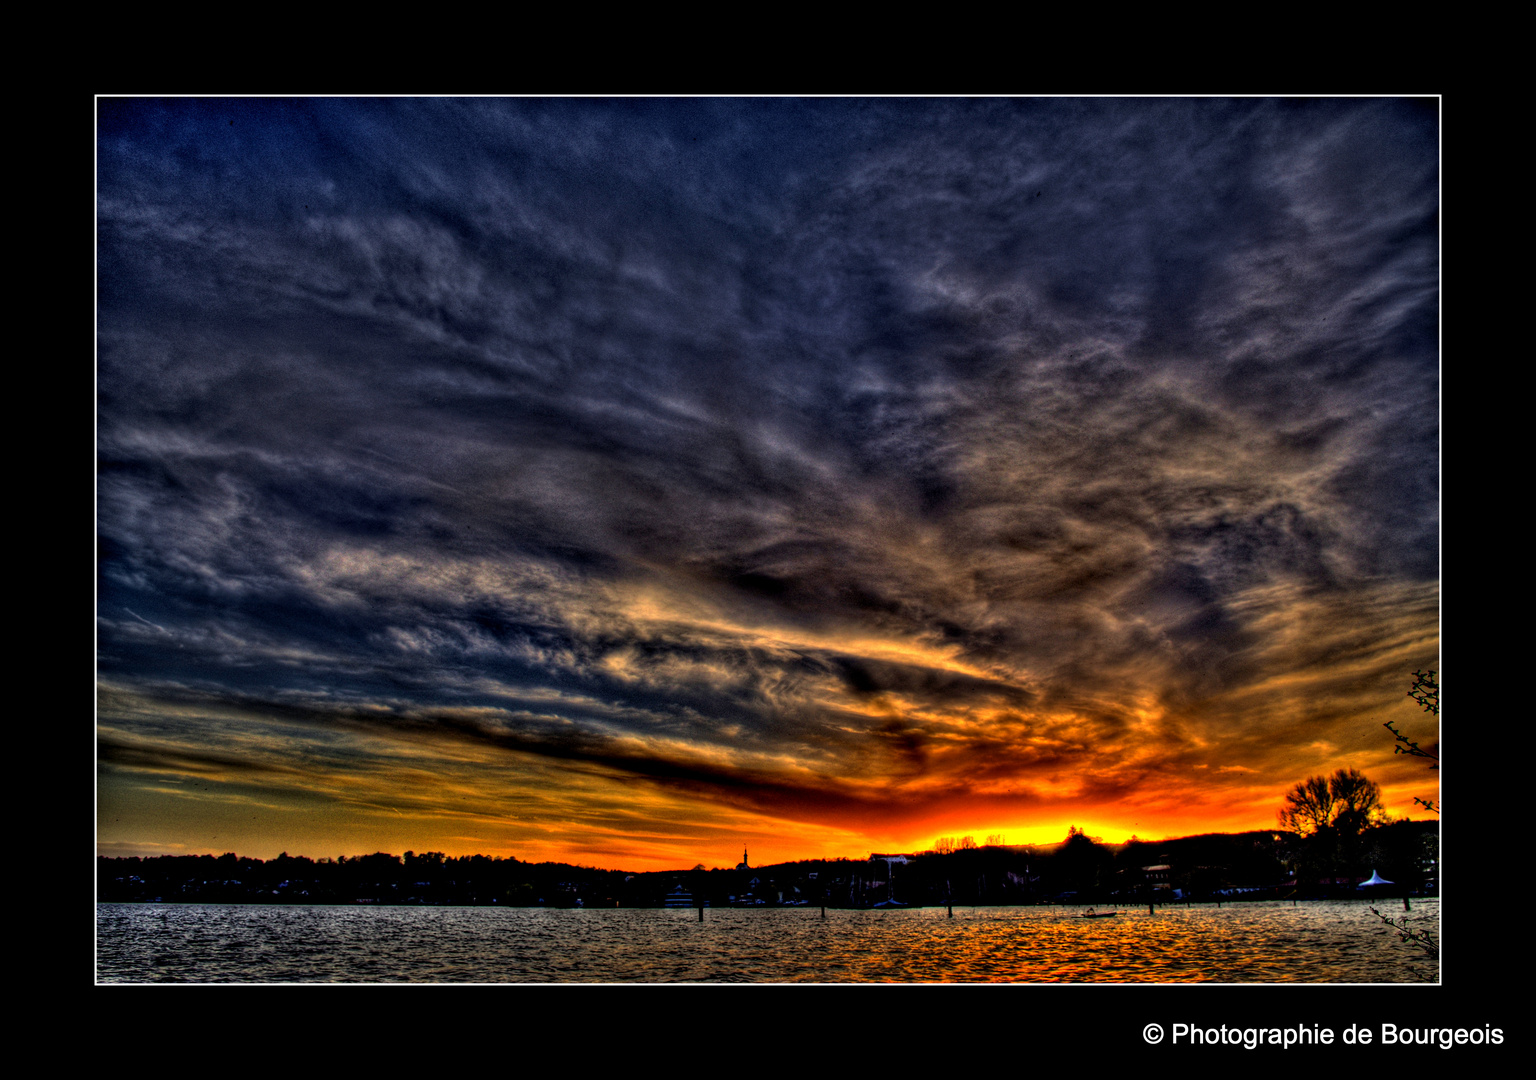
[1369,905,1439,961]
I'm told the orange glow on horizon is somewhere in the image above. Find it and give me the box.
[98,767,1441,873]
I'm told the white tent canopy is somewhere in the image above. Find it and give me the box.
[1358,869,1394,887]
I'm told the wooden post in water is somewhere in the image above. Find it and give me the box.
[698,901,704,922]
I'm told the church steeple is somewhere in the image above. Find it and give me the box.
[736,846,749,871]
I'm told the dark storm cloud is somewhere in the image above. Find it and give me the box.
[98,98,1437,849]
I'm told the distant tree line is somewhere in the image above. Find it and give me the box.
[97,851,630,907]
[97,819,1438,908]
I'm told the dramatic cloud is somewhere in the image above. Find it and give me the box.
[97,98,1438,869]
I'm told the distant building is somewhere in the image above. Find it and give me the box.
[736,847,750,871]
[869,854,911,905]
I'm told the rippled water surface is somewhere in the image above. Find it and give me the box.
[96,900,1438,983]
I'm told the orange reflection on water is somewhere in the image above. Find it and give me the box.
[97,899,1438,983]
[711,902,1437,983]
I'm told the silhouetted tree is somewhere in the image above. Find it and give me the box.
[1385,668,1439,814]
[1279,775,1337,836]
[1056,826,1112,897]
[1368,669,1439,967]
[1279,768,1386,837]
[1330,768,1389,837]
[1279,768,1386,885]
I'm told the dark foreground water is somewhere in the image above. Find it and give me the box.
[96,899,1438,983]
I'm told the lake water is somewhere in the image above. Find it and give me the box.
[95,898,1438,983]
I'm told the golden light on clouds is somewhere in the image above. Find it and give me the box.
[99,99,1437,872]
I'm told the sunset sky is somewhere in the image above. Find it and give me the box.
[97,97,1439,872]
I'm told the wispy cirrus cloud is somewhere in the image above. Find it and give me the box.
[97,98,1437,868]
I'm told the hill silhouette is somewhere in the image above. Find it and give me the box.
[98,823,1436,908]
